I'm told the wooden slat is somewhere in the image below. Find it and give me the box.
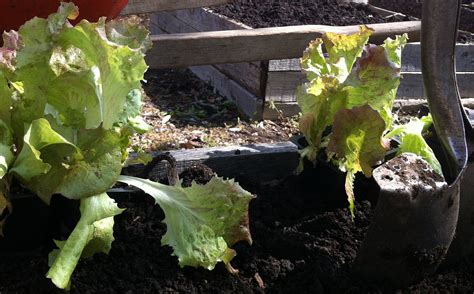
[264,71,473,106]
[189,65,263,119]
[397,72,474,99]
[401,44,474,72]
[151,10,265,97]
[268,44,474,72]
[265,72,305,103]
[121,0,231,15]
[147,21,421,68]
[124,142,299,184]
[263,102,300,120]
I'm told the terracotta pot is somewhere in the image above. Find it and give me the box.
[0,0,129,33]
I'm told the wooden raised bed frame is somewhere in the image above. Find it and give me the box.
[121,0,472,119]
[147,5,473,119]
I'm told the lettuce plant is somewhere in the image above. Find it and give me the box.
[297,26,440,216]
[0,3,253,289]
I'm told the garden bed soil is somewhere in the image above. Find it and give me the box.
[211,0,407,28]
[370,0,474,33]
[212,0,473,43]
[1,164,474,293]
[131,68,299,152]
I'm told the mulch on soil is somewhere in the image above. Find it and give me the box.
[211,0,407,28]
[1,166,473,293]
[130,68,299,152]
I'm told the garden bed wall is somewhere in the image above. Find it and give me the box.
[150,6,474,119]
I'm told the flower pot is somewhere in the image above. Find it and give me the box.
[0,0,128,33]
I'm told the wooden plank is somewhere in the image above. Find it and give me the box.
[268,44,474,72]
[401,44,474,72]
[151,11,265,97]
[189,65,263,119]
[147,21,421,68]
[269,59,301,72]
[121,0,231,15]
[264,71,473,107]
[265,72,305,103]
[124,142,299,184]
[263,102,300,120]
[397,72,474,99]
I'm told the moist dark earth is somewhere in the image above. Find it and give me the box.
[212,0,473,43]
[1,163,474,293]
[371,0,474,33]
[211,0,408,28]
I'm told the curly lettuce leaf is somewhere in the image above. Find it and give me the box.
[104,15,152,53]
[301,26,373,83]
[297,28,406,161]
[10,118,79,182]
[297,76,342,161]
[10,119,124,203]
[117,175,254,271]
[322,26,374,81]
[9,2,148,133]
[297,28,408,212]
[327,105,388,216]
[341,43,405,128]
[47,193,124,289]
[385,115,442,175]
[383,34,409,67]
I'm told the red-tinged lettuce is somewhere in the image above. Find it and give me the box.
[0,2,254,289]
[297,27,442,214]
[327,105,388,216]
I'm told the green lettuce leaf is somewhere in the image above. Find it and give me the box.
[0,120,13,180]
[297,76,342,161]
[322,26,374,81]
[47,193,124,289]
[117,175,254,271]
[327,105,388,216]
[341,43,405,128]
[9,2,148,133]
[385,115,442,175]
[297,28,406,161]
[104,15,152,53]
[297,28,408,212]
[10,118,79,182]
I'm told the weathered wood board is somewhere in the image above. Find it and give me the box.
[150,10,264,118]
[263,43,474,118]
[189,65,263,118]
[123,142,299,184]
[147,21,421,68]
[149,6,472,120]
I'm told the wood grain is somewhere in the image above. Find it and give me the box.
[151,10,265,97]
[189,65,263,119]
[121,0,232,15]
[124,142,299,184]
[147,21,421,68]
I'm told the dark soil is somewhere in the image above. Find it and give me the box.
[370,0,474,33]
[1,164,474,293]
[212,0,407,28]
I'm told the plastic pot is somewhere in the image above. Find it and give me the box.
[0,0,128,33]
